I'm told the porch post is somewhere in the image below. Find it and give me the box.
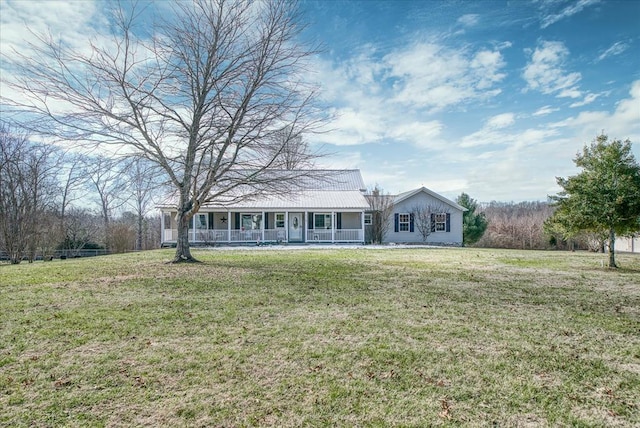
[160,211,165,245]
[304,211,308,242]
[227,210,231,243]
[331,211,335,243]
[361,211,365,242]
[285,212,289,242]
[261,211,265,242]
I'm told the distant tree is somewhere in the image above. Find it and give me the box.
[547,135,640,268]
[260,126,316,170]
[0,122,60,263]
[124,157,166,251]
[87,157,128,242]
[59,208,102,258]
[456,193,487,246]
[365,186,394,244]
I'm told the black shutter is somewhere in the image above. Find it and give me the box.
[208,212,214,229]
[234,212,240,230]
[336,213,342,230]
[409,213,415,232]
[446,213,451,232]
[430,213,436,233]
[394,213,399,233]
[308,212,314,229]
[264,213,269,230]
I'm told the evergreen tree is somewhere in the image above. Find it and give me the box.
[547,135,640,267]
[456,193,488,246]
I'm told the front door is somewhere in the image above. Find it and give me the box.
[288,212,304,243]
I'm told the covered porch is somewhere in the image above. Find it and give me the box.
[161,210,365,245]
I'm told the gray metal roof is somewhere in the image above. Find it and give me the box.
[202,190,370,210]
[393,187,467,211]
[157,170,370,210]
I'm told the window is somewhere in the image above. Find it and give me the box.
[434,213,446,232]
[163,213,172,230]
[399,213,410,232]
[314,213,332,229]
[364,213,372,225]
[196,213,207,229]
[275,213,285,228]
[241,213,261,230]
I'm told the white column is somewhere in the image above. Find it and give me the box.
[261,211,265,242]
[361,211,365,242]
[331,211,335,243]
[284,212,289,242]
[227,211,231,242]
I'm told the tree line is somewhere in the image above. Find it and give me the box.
[0,122,164,264]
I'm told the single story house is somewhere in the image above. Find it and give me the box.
[158,169,466,246]
[382,187,466,246]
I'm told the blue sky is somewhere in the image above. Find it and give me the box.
[299,0,640,201]
[1,0,639,202]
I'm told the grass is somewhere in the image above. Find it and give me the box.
[1,247,639,427]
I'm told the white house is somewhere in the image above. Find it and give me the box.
[158,170,371,246]
[615,235,640,253]
[158,170,466,246]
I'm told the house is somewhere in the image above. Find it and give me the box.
[158,170,371,246]
[158,170,466,246]
[377,187,466,246]
[615,234,640,253]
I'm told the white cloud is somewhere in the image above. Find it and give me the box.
[386,120,444,149]
[457,14,479,27]
[0,0,109,57]
[540,0,600,29]
[532,105,559,116]
[569,92,601,108]
[523,40,582,98]
[596,41,629,62]
[385,42,507,111]
[486,113,515,129]
[551,80,640,144]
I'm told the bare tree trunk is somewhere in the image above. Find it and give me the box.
[173,202,197,263]
[608,228,617,268]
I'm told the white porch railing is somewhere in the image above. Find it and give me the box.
[163,228,363,244]
[307,229,362,242]
[335,229,363,241]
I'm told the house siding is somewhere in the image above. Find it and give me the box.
[385,191,464,246]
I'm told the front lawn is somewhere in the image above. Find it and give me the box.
[1,248,638,426]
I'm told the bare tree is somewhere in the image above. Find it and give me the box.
[58,155,89,234]
[124,156,166,251]
[59,208,102,258]
[478,201,555,250]
[3,0,322,262]
[365,186,394,244]
[411,203,450,243]
[259,126,316,170]
[86,157,129,249]
[0,122,60,263]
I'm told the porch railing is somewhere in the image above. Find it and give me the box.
[163,228,363,244]
[307,229,363,242]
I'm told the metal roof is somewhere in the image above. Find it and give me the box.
[393,187,467,211]
[157,170,370,210]
[201,190,370,210]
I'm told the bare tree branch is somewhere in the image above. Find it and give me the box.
[2,0,323,262]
